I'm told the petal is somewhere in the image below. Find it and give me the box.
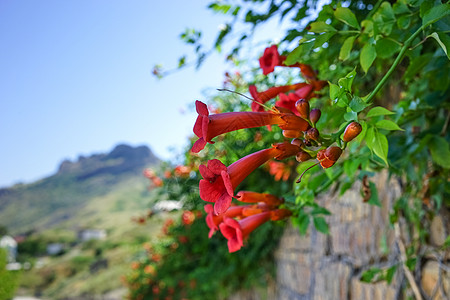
[204,204,214,214]
[193,115,203,138]
[221,170,234,197]
[199,177,226,203]
[199,164,215,181]
[227,237,243,253]
[219,217,240,239]
[207,159,227,175]
[208,228,215,238]
[202,115,210,141]
[191,138,207,153]
[195,100,209,116]
[205,214,218,231]
[213,192,233,215]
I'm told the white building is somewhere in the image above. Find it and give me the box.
[0,235,17,262]
[78,229,107,242]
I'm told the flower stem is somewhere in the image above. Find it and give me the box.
[365,26,423,104]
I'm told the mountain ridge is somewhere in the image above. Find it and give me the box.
[0,143,160,235]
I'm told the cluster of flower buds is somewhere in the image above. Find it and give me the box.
[191,45,363,252]
[204,191,291,252]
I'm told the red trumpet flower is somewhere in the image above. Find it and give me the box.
[236,191,284,206]
[270,209,292,221]
[192,100,309,153]
[204,204,245,238]
[275,84,314,115]
[199,143,299,215]
[219,212,271,252]
[249,83,308,112]
[259,45,282,75]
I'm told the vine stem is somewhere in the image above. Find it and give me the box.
[365,25,424,104]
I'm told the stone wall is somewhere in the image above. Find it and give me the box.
[275,171,449,300]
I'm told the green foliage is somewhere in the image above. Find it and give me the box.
[144,0,450,297]
[126,211,283,300]
[0,248,20,300]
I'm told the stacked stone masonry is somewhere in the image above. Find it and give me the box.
[275,171,449,300]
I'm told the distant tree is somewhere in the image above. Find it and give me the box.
[0,225,8,237]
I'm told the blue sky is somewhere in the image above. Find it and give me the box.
[0,1,306,187]
[0,1,239,187]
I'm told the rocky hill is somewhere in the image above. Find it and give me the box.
[0,144,160,235]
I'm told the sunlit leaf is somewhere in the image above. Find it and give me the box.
[375,120,404,131]
[360,43,376,73]
[429,32,450,60]
[366,106,395,117]
[309,21,337,33]
[422,3,450,27]
[372,131,389,165]
[334,7,360,29]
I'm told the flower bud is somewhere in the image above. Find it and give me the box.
[270,209,292,221]
[296,151,312,162]
[305,128,319,141]
[303,139,312,147]
[295,99,310,119]
[282,130,302,139]
[317,146,342,168]
[291,138,304,148]
[325,146,342,161]
[343,122,362,142]
[309,108,321,125]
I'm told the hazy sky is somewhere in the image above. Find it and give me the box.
[0,1,232,187]
[1,1,293,187]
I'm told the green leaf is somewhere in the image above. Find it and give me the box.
[285,40,315,65]
[338,68,357,91]
[429,32,450,60]
[367,181,381,206]
[309,21,337,33]
[420,1,434,18]
[314,32,336,48]
[385,266,397,284]
[339,36,357,61]
[355,120,367,143]
[375,120,404,131]
[397,15,411,29]
[373,131,389,165]
[349,96,370,113]
[334,7,361,29]
[443,236,450,248]
[422,3,450,27]
[361,268,382,283]
[428,136,450,168]
[375,38,401,59]
[313,216,329,234]
[393,0,411,14]
[295,212,310,235]
[365,126,375,151]
[366,106,395,117]
[360,43,377,73]
[329,82,342,103]
[404,53,433,80]
[361,20,374,37]
[311,206,331,216]
[379,2,396,21]
[344,110,358,121]
[344,158,361,177]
